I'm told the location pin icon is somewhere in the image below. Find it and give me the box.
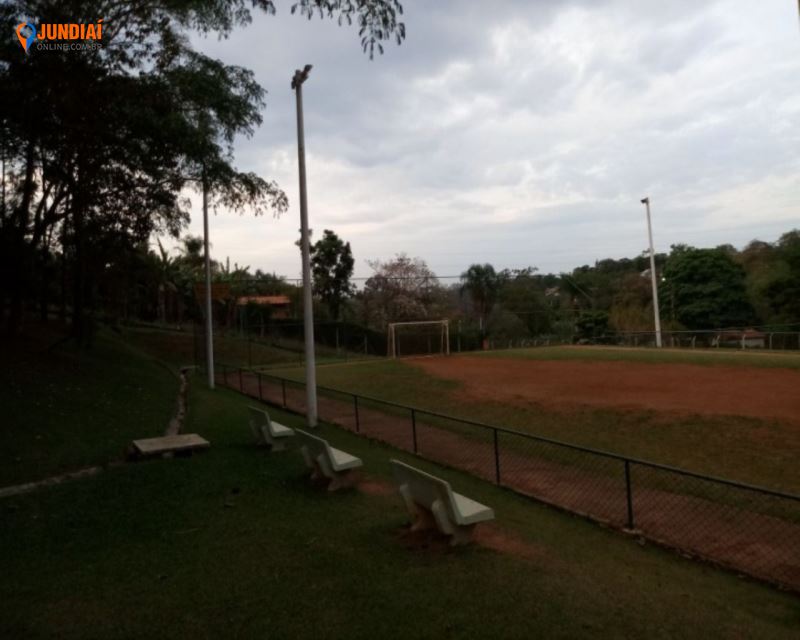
[16,23,36,54]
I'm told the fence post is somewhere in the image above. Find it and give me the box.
[411,408,418,454]
[624,460,635,530]
[238,367,243,391]
[223,364,228,387]
[493,428,501,485]
[353,395,360,433]
[258,372,263,402]
[281,378,287,408]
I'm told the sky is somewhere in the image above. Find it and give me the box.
[162,0,800,280]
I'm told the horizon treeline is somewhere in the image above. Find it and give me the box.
[6,225,797,346]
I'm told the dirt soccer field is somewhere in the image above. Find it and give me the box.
[223,362,800,592]
[411,355,800,425]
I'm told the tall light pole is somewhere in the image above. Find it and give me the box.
[292,64,318,427]
[202,169,215,388]
[641,197,663,348]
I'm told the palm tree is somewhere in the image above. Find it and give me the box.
[175,235,207,275]
[152,239,180,324]
[460,264,500,336]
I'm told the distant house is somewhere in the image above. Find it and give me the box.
[236,295,292,319]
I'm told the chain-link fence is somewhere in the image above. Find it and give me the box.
[586,329,800,351]
[216,362,800,593]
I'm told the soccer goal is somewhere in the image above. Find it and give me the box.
[387,320,450,358]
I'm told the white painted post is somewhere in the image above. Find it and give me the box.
[292,65,318,427]
[641,197,662,348]
[202,173,215,390]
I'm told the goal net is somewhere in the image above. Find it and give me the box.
[387,320,450,358]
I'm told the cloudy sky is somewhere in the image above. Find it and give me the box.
[163,0,800,280]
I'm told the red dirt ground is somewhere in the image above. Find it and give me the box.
[224,370,800,591]
[412,356,800,424]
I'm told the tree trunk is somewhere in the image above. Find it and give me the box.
[6,141,36,335]
[59,221,68,323]
[71,204,86,344]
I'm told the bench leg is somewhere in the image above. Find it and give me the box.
[249,422,264,446]
[300,446,323,481]
[327,470,359,492]
[430,499,455,536]
[431,500,476,545]
[399,486,435,531]
[316,454,358,491]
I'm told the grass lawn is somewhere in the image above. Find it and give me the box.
[267,357,800,493]
[0,326,176,487]
[123,326,302,371]
[125,325,377,372]
[1,355,798,638]
[478,344,800,369]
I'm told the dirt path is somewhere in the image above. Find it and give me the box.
[223,370,800,592]
[412,356,800,424]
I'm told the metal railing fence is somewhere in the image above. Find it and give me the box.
[215,362,800,593]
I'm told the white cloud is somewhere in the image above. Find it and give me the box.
[162,0,800,278]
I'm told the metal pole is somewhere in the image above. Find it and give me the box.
[641,197,662,348]
[353,395,360,433]
[411,408,418,453]
[624,460,635,530]
[493,428,501,485]
[202,173,215,388]
[293,64,318,427]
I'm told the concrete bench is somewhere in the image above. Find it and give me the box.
[390,459,494,545]
[129,433,209,459]
[248,406,294,450]
[296,429,363,491]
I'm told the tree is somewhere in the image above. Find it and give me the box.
[459,263,500,336]
[0,0,406,339]
[763,230,800,324]
[486,307,528,343]
[608,272,654,332]
[662,246,754,329]
[496,268,553,337]
[310,229,354,320]
[575,310,610,341]
[361,254,445,328]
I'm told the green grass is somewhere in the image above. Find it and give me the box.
[125,326,377,372]
[268,358,800,494]
[479,344,800,369]
[123,326,302,371]
[1,362,798,638]
[0,326,176,487]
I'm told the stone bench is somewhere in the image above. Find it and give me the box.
[296,429,363,491]
[248,406,294,450]
[391,459,494,545]
[129,433,210,459]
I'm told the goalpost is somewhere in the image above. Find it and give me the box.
[387,320,450,358]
